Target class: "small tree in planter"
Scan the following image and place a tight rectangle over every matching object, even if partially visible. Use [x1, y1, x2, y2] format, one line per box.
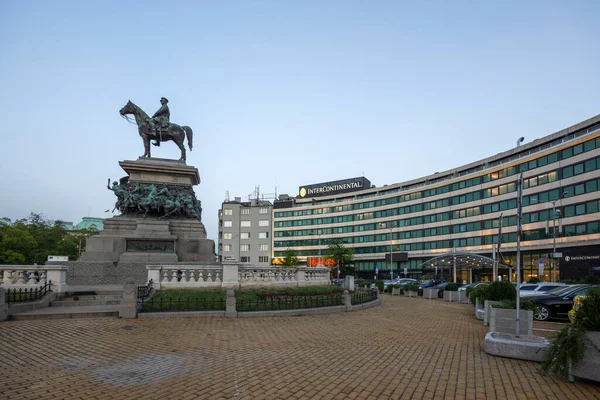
[544, 288, 600, 381]
[443, 282, 461, 301]
[389, 284, 401, 295]
[404, 283, 419, 297]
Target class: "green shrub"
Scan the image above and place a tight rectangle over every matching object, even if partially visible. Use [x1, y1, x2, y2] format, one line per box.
[445, 283, 460, 291]
[374, 280, 384, 292]
[469, 285, 489, 305]
[421, 274, 434, 281]
[582, 275, 600, 284]
[561, 279, 579, 284]
[527, 277, 540, 284]
[404, 283, 419, 292]
[492, 298, 536, 311]
[543, 325, 586, 378]
[487, 280, 516, 301]
[576, 288, 600, 331]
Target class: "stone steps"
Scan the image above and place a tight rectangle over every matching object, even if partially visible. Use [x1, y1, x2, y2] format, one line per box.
[50, 299, 123, 307]
[10, 304, 122, 321]
[10, 289, 126, 321]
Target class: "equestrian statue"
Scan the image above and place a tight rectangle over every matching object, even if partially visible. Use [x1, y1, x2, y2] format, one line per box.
[119, 97, 193, 162]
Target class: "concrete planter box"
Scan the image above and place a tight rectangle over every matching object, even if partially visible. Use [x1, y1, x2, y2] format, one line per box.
[485, 332, 549, 362]
[391, 287, 401, 296]
[489, 307, 533, 336]
[404, 290, 418, 298]
[484, 300, 501, 326]
[422, 288, 440, 299]
[571, 331, 600, 383]
[443, 290, 463, 302]
[475, 298, 484, 320]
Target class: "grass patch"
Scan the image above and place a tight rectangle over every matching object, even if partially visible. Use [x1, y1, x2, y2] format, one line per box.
[140, 289, 226, 312]
[236, 286, 344, 311]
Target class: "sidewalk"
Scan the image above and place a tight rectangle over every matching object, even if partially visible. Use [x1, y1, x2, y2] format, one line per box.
[0, 294, 598, 399]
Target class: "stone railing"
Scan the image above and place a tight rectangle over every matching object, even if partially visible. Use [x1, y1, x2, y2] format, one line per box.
[0, 265, 69, 293]
[147, 264, 331, 290]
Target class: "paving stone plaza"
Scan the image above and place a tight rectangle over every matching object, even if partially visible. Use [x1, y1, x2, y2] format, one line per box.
[1, 296, 599, 399]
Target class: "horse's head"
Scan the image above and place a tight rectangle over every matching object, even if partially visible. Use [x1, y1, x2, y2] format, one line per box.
[119, 100, 135, 116]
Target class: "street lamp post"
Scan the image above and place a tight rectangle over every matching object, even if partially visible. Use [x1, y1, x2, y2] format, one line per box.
[551, 191, 567, 282]
[515, 172, 523, 338]
[389, 222, 396, 280]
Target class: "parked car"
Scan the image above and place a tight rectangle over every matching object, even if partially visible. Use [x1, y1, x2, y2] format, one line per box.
[530, 284, 598, 321]
[432, 282, 449, 298]
[383, 278, 417, 291]
[518, 283, 567, 297]
[457, 282, 490, 292]
[417, 280, 435, 296]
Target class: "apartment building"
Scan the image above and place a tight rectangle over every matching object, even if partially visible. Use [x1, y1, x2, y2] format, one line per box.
[218, 197, 273, 265]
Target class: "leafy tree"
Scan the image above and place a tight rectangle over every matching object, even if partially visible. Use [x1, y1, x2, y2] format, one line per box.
[282, 248, 299, 266]
[0, 213, 98, 264]
[325, 240, 355, 277]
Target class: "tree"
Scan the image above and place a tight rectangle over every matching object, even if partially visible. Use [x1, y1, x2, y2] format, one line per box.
[325, 240, 355, 277]
[282, 248, 299, 266]
[0, 213, 99, 264]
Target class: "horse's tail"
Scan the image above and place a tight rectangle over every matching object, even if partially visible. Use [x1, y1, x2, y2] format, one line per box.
[183, 126, 193, 151]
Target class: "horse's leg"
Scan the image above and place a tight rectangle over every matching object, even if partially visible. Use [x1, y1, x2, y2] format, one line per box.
[175, 129, 186, 161]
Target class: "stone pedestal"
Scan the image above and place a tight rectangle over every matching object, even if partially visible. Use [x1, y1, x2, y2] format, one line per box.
[80, 157, 215, 264]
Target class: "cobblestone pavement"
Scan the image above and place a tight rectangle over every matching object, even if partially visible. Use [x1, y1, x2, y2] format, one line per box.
[1, 295, 599, 400]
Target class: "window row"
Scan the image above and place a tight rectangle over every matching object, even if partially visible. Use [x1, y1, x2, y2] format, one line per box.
[274, 137, 600, 219]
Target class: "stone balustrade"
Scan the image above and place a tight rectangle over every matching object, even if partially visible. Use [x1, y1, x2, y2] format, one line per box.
[0, 265, 69, 293]
[147, 264, 331, 290]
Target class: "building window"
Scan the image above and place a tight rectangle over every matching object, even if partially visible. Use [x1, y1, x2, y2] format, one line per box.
[241, 221, 251, 227]
[259, 220, 269, 227]
[241, 244, 250, 251]
[259, 256, 269, 263]
[224, 221, 232, 227]
[259, 232, 269, 239]
[241, 232, 250, 239]
[241, 208, 251, 215]
[259, 244, 269, 251]
[223, 244, 231, 252]
[241, 256, 250, 263]
[224, 209, 233, 215]
[223, 233, 232, 239]
[259, 207, 269, 214]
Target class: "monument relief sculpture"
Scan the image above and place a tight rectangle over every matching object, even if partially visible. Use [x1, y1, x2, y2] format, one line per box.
[119, 98, 194, 161]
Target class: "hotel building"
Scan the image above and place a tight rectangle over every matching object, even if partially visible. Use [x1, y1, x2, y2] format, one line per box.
[272, 114, 600, 282]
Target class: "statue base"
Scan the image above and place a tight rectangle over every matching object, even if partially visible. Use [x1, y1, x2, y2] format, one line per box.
[81, 157, 214, 263]
[81, 216, 214, 263]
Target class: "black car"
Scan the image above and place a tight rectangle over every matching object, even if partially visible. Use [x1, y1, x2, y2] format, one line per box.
[530, 284, 598, 321]
[432, 282, 449, 298]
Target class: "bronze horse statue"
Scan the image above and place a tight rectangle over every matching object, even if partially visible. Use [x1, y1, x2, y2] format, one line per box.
[119, 100, 193, 161]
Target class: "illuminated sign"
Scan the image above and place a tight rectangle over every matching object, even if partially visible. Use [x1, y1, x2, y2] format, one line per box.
[299, 177, 371, 198]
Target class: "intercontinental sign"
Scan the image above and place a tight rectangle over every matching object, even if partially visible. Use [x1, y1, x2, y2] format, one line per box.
[299, 177, 371, 198]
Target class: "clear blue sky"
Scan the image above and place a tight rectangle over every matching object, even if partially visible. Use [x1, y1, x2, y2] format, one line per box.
[1, 1, 599, 242]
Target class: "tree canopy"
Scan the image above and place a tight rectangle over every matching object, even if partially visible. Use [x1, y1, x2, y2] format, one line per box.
[282, 248, 299, 266]
[325, 240, 355, 277]
[0, 213, 97, 265]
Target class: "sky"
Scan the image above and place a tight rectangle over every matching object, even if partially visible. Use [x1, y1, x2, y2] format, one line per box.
[1, 1, 599, 243]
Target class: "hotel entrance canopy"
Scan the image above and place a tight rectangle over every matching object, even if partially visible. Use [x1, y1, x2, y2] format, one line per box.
[421, 251, 511, 272]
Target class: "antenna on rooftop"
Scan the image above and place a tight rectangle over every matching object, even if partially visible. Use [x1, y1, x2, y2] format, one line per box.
[225, 190, 230, 202]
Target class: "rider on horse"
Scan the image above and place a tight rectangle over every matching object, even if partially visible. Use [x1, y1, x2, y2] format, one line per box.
[148, 97, 170, 146]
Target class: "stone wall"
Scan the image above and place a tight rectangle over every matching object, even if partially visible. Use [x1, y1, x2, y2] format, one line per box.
[65, 261, 149, 285]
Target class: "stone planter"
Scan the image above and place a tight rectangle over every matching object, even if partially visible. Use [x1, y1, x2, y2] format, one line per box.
[443, 290, 463, 302]
[571, 331, 600, 383]
[391, 287, 401, 296]
[404, 290, 418, 298]
[488, 307, 533, 336]
[422, 288, 440, 299]
[475, 298, 484, 320]
[484, 300, 501, 326]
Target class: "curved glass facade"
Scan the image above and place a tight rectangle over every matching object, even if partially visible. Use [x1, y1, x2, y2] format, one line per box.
[272, 115, 600, 281]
